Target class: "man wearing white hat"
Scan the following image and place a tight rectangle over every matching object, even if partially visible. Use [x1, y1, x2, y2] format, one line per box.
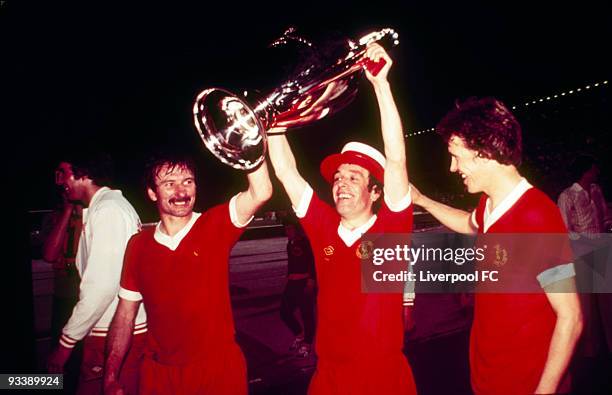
[268, 43, 416, 395]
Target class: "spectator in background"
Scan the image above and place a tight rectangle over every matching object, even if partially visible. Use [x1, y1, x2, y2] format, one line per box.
[42, 165, 83, 339]
[40, 171, 84, 393]
[558, 155, 611, 238]
[280, 216, 316, 358]
[558, 155, 612, 393]
[46, 154, 147, 395]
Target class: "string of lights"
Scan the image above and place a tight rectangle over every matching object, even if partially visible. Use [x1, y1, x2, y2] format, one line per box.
[405, 80, 609, 138]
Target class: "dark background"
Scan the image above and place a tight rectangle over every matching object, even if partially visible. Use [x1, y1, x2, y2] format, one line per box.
[4, 1, 611, 221]
[1, 0, 611, 374]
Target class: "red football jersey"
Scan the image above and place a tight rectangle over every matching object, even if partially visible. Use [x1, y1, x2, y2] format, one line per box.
[471, 185, 573, 394]
[120, 203, 244, 366]
[300, 192, 416, 395]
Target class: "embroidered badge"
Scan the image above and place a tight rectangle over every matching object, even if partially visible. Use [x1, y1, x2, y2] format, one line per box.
[356, 241, 374, 259]
[493, 244, 508, 267]
[323, 246, 335, 256]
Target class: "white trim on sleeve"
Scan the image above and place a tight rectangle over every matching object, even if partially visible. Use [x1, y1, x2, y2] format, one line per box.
[59, 333, 78, 349]
[229, 193, 253, 228]
[293, 185, 314, 219]
[537, 262, 576, 288]
[118, 287, 143, 302]
[384, 185, 412, 213]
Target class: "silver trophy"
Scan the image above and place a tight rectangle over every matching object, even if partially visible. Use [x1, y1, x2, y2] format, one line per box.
[193, 28, 399, 170]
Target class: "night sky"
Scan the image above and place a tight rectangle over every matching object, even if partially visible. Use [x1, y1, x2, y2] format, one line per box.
[5, 1, 611, 222]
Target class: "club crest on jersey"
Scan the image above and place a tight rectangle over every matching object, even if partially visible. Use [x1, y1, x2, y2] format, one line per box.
[356, 241, 374, 259]
[493, 244, 508, 267]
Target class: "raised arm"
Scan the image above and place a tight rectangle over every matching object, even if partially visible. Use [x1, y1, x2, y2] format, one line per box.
[267, 129, 309, 209]
[104, 298, 141, 395]
[364, 43, 409, 204]
[234, 161, 273, 225]
[411, 184, 477, 234]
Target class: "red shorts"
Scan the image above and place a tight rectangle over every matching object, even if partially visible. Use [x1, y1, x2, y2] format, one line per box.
[308, 353, 416, 395]
[77, 332, 147, 395]
[139, 342, 247, 395]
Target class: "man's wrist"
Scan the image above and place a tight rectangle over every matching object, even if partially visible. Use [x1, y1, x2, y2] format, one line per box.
[372, 80, 390, 91]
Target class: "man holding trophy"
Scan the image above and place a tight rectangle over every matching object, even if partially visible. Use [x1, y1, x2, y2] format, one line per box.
[267, 42, 416, 395]
[105, 28, 415, 394]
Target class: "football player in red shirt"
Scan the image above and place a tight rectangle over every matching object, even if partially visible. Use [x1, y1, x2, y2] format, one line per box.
[410, 97, 583, 394]
[267, 43, 417, 395]
[103, 154, 272, 395]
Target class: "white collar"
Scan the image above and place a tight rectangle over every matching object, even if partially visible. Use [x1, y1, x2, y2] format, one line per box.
[483, 178, 532, 233]
[154, 212, 201, 251]
[570, 182, 584, 192]
[570, 182, 598, 194]
[89, 186, 111, 207]
[337, 214, 377, 247]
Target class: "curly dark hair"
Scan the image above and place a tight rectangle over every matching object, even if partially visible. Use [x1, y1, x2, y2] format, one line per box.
[436, 97, 522, 166]
[144, 153, 197, 191]
[62, 152, 114, 187]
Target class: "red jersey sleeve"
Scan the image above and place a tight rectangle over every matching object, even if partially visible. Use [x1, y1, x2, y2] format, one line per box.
[198, 202, 246, 247]
[119, 232, 144, 300]
[520, 193, 575, 287]
[377, 199, 413, 233]
[299, 191, 339, 246]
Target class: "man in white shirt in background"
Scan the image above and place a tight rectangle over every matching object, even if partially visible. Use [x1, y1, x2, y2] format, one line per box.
[47, 153, 147, 395]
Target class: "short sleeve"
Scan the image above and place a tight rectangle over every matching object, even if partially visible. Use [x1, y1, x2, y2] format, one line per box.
[299, 191, 338, 249]
[383, 186, 412, 213]
[199, 201, 246, 247]
[519, 196, 576, 287]
[377, 198, 413, 233]
[119, 234, 143, 301]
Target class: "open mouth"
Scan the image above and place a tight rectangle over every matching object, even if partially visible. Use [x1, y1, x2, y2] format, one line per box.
[336, 192, 353, 201]
[169, 197, 191, 206]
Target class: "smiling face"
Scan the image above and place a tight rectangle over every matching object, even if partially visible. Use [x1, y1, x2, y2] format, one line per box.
[147, 163, 196, 219]
[55, 161, 87, 202]
[447, 135, 493, 194]
[332, 163, 380, 220]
